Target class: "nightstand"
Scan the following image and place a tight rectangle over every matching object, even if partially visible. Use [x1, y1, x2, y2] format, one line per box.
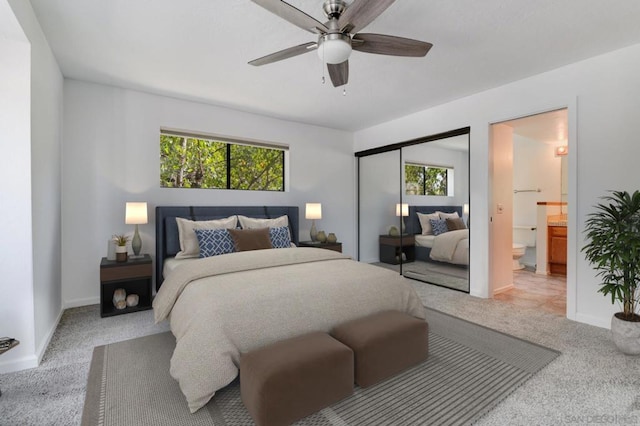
[100, 254, 152, 317]
[379, 235, 415, 264]
[298, 241, 343, 253]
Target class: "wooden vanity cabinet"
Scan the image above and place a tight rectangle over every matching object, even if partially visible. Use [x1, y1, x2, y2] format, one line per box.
[548, 226, 567, 276]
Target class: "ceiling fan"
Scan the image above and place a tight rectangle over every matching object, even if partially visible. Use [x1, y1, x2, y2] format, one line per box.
[248, 0, 433, 87]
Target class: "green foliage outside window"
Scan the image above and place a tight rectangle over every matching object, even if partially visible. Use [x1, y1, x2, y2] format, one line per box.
[160, 133, 284, 191]
[405, 164, 449, 196]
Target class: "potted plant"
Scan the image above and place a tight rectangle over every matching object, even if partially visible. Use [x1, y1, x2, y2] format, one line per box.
[112, 234, 129, 263]
[583, 190, 640, 354]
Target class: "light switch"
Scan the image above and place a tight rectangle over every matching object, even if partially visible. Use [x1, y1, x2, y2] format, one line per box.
[497, 203, 504, 214]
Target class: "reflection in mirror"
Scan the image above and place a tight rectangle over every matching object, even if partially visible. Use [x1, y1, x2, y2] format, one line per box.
[358, 150, 402, 265]
[356, 129, 470, 293]
[400, 134, 470, 292]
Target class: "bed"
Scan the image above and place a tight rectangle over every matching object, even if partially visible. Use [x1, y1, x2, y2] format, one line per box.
[153, 205, 427, 413]
[406, 205, 469, 266]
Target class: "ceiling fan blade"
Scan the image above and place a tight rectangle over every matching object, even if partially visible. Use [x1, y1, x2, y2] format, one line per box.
[338, 0, 396, 34]
[352, 33, 433, 57]
[327, 61, 349, 87]
[251, 0, 328, 34]
[249, 42, 318, 66]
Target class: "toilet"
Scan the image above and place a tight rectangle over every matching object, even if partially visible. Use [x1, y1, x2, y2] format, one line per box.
[512, 243, 526, 270]
[512, 226, 537, 270]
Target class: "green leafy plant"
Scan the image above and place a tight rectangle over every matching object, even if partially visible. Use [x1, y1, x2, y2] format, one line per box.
[582, 190, 640, 321]
[112, 234, 129, 247]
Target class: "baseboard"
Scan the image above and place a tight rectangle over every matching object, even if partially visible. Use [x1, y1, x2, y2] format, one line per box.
[493, 283, 515, 295]
[575, 312, 610, 330]
[36, 307, 64, 364]
[0, 354, 38, 374]
[64, 296, 99, 309]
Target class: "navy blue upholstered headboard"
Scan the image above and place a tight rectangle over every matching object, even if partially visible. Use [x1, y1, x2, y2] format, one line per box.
[406, 205, 463, 235]
[155, 206, 299, 290]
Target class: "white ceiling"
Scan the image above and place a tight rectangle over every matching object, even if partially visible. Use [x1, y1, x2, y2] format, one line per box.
[28, 0, 640, 131]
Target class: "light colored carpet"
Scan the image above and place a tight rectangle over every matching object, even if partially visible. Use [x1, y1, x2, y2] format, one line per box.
[2, 280, 640, 425]
[81, 308, 559, 426]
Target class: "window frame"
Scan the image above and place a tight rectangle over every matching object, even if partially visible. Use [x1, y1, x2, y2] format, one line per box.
[404, 162, 454, 197]
[160, 128, 288, 192]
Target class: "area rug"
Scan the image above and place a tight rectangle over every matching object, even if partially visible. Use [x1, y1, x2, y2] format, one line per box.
[81, 308, 560, 426]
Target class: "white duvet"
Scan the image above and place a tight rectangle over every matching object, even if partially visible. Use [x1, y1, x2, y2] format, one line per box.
[429, 229, 469, 265]
[153, 247, 426, 413]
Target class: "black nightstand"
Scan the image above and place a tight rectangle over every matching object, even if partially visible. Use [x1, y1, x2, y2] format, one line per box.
[379, 235, 415, 264]
[299, 241, 343, 253]
[100, 254, 152, 317]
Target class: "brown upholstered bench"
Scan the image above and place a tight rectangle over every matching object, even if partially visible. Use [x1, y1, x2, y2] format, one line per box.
[240, 332, 354, 426]
[331, 310, 428, 388]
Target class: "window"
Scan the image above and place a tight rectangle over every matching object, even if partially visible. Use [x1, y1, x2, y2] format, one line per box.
[160, 130, 286, 191]
[405, 163, 454, 196]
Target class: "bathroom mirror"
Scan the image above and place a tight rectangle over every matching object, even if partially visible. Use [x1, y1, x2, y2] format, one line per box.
[356, 128, 470, 293]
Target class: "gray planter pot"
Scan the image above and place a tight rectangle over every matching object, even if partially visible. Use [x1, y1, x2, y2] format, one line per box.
[611, 314, 640, 355]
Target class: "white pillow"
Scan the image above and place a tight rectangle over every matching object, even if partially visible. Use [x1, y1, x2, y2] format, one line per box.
[237, 214, 288, 230]
[437, 211, 460, 220]
[175, 216, 238, 259]
[417, 212, 440, 235]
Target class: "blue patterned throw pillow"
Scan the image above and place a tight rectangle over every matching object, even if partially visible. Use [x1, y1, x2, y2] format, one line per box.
[429, 218, 449, 236]
[195, 228, 235, 258]
[269, 226, 291, 248]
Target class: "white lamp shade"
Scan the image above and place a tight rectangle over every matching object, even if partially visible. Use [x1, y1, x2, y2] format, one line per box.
[395, 203, 409, 217]
[463, 203, 470, 215]
[317, 38, 352, 64]
[305, 203, 322, 220]
[125, 202, 148, 225]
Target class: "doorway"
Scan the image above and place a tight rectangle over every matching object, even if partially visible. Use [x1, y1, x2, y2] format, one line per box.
[489, 109, 568, 315]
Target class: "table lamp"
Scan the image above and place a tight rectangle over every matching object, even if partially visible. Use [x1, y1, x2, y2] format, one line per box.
[396, 203, 409, 234]
[305, 203, 322, 241]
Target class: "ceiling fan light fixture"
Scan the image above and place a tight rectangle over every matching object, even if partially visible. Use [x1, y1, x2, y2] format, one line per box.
[317, 33, 352, 64]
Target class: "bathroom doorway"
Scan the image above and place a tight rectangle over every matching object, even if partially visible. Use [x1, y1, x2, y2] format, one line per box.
[489, 109, 568, 316]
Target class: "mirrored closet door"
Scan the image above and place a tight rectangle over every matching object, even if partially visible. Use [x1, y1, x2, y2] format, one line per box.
[357, 128, 470, 293]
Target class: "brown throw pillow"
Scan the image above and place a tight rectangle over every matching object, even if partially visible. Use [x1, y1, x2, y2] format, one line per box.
[227, 228, 273, 251]
[446, 217, 466, 230]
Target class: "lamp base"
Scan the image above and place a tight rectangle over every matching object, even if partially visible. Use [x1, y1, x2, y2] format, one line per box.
[132, 224, 142, 256]
[310, 220, 317, 242]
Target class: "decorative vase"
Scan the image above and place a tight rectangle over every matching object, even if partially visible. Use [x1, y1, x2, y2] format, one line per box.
[327, 233, 337, 243]
[115, 245, 128, 263]
[388, 226, 399, 236]
[126, 294, 139, 308]
[113, 288, 127, 309]
[317, 231, 327, 243]
[611, 314, 640, 355]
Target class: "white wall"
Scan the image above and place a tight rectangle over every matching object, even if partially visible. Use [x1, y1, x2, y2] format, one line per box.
[489, 124, 514, 294]
[8, 0, 64, 364]
[62, 80, 354, 307]
[0, 2, 35, 373]
[512, 135, 561, 227]
[354, 42, 640, 328]
[0, 0, 63, 374]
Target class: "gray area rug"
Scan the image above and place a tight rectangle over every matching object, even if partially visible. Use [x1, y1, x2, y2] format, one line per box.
[81, 308, 559, 426]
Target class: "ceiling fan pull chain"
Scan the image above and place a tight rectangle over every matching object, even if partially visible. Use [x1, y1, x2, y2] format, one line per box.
[321, 43, 325, 83]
